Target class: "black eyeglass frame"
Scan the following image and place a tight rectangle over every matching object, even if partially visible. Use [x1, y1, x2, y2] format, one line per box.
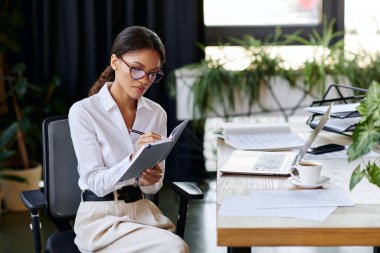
[119, 57, 164, 83]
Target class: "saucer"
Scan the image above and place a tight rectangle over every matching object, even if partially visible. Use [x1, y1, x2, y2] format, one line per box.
[288, 175, 332, 189]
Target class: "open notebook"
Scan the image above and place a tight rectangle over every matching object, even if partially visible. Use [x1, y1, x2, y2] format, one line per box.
[117, 120, 189, 182]
[220, 104, 332, 176]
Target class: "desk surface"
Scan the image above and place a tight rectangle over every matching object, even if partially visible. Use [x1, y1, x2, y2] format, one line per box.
[217, 119, 380, 247]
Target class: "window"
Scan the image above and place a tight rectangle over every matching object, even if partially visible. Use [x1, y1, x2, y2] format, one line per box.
[344, 0, 380, 54]
[204, 0, 344, 45]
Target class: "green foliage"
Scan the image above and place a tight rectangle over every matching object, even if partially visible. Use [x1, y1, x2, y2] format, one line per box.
[348, 81, 380, 190]
[285, 16, 344, 95]
[169, 17, 380, 118]
[0, 122, 25, 182]
[0, 63, 66, 173]
[337, 51, 380, 90]
[349, 164, 365, 191]
[189, 30, 293, 119]
[0, 1, 65, 184]
[0, 123, 16, 166]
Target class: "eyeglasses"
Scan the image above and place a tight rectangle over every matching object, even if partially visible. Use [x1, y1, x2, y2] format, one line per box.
[119, 57, 164, 83]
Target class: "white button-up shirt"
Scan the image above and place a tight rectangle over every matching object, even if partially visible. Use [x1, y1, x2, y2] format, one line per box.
[68, 82, 166, 197]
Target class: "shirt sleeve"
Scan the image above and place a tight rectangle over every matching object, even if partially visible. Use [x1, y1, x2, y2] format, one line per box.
[139, 111, 167, 195]
[68, 103, 134, 197]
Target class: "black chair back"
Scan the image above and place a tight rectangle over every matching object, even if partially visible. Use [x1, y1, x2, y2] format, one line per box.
[43, 116, 81, 230]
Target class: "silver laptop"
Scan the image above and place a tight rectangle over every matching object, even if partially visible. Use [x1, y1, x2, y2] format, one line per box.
[220, 103, 332, 176]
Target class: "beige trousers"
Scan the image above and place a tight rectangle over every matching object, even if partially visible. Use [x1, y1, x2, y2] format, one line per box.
[74, 196, 189, 253]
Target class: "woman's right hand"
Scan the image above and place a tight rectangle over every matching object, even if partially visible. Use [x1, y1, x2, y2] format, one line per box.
[137, 131, 163, 149]
[130, 131, 163, 160]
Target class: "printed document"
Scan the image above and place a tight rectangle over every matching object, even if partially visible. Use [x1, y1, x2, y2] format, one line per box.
[219, 188, 353, 221]
[305, 103, 360, 118]
[310, 117, 360, 133]
[219, 195, 337, 221]
[222, 123, 305, 150]
[248, 188, 354, 209]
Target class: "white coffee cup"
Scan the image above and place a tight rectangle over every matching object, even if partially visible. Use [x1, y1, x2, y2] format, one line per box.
[290, 160, 322, 185]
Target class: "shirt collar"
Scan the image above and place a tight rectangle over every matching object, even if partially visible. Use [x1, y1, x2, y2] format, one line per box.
[137, 96, 153, 111]
[99, 82, 116, 111]
[99, 82, 153, 112]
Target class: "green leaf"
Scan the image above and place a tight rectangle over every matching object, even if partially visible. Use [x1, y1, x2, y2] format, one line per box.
[11, 62, 26, 75]
[347, 120, 380, 161]
[366, 162, 380, 188]
[18, 118, 31, 132]
[366, 81, 380, 119]
[0, 174, 27, 183]
[356, 99, 368, 120]
[15, 77, 28, 96]
[348, 81, 380, 162]
[0, 149, 15, 162]
[350, 164, 365, 191]
[0, 122, 18, 147]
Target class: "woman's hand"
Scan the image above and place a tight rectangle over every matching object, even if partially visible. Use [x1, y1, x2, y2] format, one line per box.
[132, 131, 163, 186]
[139, 164, 162, 186]
[137, 131, 163, 148]
[130, 131, 163, 160]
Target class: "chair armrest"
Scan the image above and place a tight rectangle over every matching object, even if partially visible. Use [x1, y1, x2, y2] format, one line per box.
[171, 182, 203, 239]
[20, 189, 47, 212]
[171, 182, 203, 200]
[20, 190, 47, 253]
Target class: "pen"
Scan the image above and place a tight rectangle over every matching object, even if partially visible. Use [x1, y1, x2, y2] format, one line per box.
[129, 129, 145, 135]
[129, 129, 166, 140]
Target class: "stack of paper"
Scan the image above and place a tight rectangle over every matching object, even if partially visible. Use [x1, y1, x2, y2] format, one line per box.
[220, 123, 305, 150]
[305, 103, 360, 118]
[310, 117, 361, 133]
[219, 188, 354, 221]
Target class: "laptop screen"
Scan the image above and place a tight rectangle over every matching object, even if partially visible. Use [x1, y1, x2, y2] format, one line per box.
[295, 103, 333, 164]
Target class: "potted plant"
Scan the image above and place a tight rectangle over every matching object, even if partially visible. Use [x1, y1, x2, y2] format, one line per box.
[0, 63, 65, 211]
[348, 80, 380, 191]
[0, 121, 24, 214]
[170, 17, 353, 120]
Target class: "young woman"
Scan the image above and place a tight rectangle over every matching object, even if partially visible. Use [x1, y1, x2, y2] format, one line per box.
[68, 26, 189, 253]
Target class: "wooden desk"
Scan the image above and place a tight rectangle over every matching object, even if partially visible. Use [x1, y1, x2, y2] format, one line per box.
[216, 120, 380, 253]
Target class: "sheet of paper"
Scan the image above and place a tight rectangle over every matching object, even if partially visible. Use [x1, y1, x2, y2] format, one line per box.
[310, 117, 360, 132]
[223, 123, 291, 135]
[249, 188, 354, 209]
[219, 195, 337, 221]
[225, 132, 305, 150]
[221, 123, 305, 150]
[305, 103, 360, 115]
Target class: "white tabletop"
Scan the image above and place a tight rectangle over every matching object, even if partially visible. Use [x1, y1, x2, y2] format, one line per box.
[217, 119, 380, 247]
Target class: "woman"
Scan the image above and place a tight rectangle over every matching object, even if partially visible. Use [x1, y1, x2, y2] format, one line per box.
[68, 26, 189, 253]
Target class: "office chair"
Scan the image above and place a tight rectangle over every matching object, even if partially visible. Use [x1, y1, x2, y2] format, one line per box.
[20, 116, 203, 253]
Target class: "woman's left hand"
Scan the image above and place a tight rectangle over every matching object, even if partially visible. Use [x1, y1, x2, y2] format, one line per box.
[139, 164, 162, 186]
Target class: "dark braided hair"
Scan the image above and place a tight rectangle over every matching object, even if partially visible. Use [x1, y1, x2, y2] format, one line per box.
[88, 26, 165, 96]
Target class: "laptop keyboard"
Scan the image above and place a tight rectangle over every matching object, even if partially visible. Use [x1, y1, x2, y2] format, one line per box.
[254, 153, 287, 171]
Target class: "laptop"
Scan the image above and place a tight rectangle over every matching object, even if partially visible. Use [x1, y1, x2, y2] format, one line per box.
[220, 103, 332, 176]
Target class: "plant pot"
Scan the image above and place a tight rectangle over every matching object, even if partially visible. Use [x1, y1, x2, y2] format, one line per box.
[0, 164, 42, 212]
